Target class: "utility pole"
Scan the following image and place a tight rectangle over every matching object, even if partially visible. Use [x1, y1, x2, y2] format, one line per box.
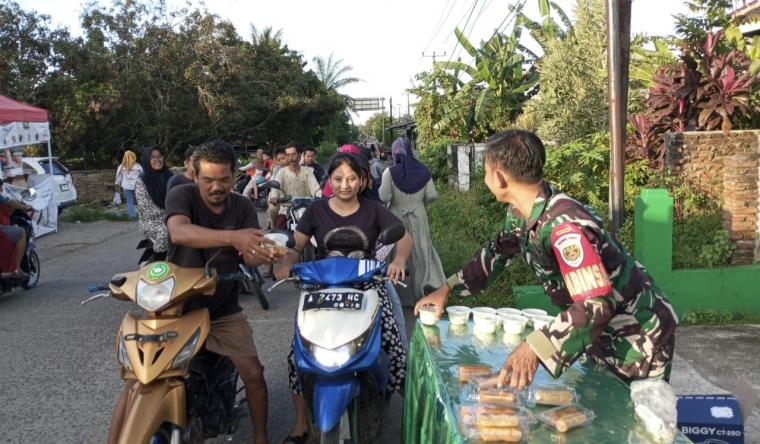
[403, 92, 411, 118]
[606, 0, 631, 235]
[381, 98, 386, 147]
[389, 96, 393, 125]
[422, 51, 446, 66]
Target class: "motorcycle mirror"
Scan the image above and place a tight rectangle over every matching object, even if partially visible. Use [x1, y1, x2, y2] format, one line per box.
[378, 224, 405, 246]
[268, 180, 281, 190]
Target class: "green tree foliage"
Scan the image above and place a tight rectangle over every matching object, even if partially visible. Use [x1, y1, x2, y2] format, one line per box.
[312, 53, 361, 91]
[360, 112, 394, 147]
[515, 0, 608, 145]
[0, 1, 350, 167]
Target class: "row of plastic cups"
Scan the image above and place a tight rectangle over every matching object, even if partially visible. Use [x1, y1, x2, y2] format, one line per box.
[444, 306, 555, 334]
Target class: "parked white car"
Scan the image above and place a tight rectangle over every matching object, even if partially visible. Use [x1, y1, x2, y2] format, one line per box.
[21, 157, 78, 210]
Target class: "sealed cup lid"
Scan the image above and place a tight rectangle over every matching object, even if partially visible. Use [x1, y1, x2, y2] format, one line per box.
[264, 232, 288, 246]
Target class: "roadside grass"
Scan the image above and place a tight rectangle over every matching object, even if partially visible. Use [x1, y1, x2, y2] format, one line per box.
[59, 203, 133, 223]
[680, 310, 760, 326]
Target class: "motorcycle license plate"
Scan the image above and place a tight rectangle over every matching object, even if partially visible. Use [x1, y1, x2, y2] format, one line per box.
[302, 291, 363, 311]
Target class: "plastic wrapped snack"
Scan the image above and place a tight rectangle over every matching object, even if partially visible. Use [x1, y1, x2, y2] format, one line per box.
[525, 385, 578, 406]
[462, 382, 521, 406]
[458, 364, 493, 384]
[538, 404, 595, 433]
[460, 405, 532, 442]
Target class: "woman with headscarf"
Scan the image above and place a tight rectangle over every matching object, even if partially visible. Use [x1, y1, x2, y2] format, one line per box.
[134, 146, 173, 257]
[379, 138, 446, 307]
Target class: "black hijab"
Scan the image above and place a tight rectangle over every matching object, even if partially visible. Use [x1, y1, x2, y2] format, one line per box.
[139, 146, 173, 209]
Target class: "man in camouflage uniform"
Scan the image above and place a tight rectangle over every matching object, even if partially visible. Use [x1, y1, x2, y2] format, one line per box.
[415, 130, 678, 389]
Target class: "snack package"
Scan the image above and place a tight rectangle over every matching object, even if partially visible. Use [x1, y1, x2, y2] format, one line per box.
[537, 404, 595, 433]
[459, 405, 532, 443]
[458, 365, 493, 384]
[525, 385, 578, 406]
[462, 380, 521, 406]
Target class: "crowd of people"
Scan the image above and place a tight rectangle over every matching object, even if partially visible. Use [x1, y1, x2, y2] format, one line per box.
[105, 130, 676, 444]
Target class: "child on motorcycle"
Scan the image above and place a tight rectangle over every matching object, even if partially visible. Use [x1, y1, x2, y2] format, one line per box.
[275, 152, 413, 444]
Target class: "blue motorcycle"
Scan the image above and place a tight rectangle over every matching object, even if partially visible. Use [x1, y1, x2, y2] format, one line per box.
[271, 225, 405, 443]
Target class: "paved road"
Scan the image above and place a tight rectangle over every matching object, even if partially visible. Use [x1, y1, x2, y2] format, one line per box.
[2, 219, 758, 443]
[0, 219, 405, 443]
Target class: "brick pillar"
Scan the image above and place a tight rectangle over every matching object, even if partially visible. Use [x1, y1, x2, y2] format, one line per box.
[663, 131, 683, 175]
[722, 153, 759, 265]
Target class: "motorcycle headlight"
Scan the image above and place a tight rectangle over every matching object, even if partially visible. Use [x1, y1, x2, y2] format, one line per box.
[172, 329, 201, 370]
[310, 342, 356, 369]
[136, 278, 175, 312]
[118, 336, 132, 372]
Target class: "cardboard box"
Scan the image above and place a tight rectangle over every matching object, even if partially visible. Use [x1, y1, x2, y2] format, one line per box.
[677, 395, 743, 443]
[677, 379, 757, 444]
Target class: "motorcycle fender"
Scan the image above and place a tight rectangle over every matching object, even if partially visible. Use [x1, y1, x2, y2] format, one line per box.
[117, 378, 186, 444]
[312, 377, 359, 433]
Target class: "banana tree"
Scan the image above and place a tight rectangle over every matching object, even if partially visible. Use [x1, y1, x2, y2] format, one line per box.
[435, 25, 538, 139]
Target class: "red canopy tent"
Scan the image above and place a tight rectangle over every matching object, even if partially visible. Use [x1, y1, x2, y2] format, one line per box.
[0, 94, 52, 179]
[0, 95, 48, 123]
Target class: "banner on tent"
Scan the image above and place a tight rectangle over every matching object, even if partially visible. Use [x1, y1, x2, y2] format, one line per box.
[0, 121, 50, 150]
[2, 175, 58, 236]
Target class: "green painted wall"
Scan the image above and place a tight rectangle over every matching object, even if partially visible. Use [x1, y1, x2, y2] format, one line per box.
[514, 188, 760, 315]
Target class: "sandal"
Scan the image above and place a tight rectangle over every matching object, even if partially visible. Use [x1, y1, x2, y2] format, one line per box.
[282, 431, 309, 444]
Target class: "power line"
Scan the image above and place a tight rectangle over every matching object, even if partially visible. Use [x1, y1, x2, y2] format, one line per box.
[424, 0, 459, 53]
[445, 0, 480, 67]
[450, 0, 495, 62]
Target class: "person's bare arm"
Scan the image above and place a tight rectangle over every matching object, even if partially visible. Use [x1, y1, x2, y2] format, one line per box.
[274, 231, 310, 280]
[166, 214, 275, 265]
[387, 232, 413, 282]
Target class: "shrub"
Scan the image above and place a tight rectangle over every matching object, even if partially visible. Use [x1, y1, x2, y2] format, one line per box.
[417, 138, 455, 183]
[60, 203, 132, 223]
[427, 174, 538, 308]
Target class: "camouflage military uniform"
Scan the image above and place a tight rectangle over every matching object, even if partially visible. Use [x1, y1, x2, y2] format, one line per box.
[447, 181, 678, 383]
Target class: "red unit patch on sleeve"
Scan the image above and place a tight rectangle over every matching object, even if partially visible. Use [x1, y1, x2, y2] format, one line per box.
[550, 222, 612, 302]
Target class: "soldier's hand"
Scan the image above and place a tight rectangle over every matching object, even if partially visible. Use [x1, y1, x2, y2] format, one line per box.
[498, 342, 539, 390]
[414, 284, 450, 318]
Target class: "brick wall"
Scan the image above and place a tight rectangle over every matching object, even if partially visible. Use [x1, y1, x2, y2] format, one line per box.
[70, 169, 116, 203]
[666, 130, 760, 264]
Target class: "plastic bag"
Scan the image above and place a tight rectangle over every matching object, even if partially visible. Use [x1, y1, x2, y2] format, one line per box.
[629, 379, 677, 443]
[113, 191, 122, 205]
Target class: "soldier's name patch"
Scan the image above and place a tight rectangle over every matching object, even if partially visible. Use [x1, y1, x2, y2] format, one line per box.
[550, 222, 612, 301]
[563, 264, 611, 298]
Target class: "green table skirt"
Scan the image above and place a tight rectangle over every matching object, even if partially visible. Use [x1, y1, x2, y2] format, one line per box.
[402, 320, 690, 443]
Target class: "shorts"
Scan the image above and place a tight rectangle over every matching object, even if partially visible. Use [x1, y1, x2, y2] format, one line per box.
[205, 312, 258, 358]
[0, 225, 23, 243]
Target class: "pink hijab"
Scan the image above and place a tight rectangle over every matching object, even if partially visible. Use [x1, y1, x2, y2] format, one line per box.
[322, 144, 361, 197]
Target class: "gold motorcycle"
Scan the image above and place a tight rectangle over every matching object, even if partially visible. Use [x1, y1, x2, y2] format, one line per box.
[84, 255, 247, 444]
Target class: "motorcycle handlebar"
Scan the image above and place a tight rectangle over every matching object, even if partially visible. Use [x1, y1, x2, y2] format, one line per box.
[88, 283, 110, 293]
[217, 272, 246, 282]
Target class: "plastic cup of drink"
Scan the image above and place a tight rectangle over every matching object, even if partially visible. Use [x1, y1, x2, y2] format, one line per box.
[500, 314, 529, 335]
[473, 313, 498, 334]
[521, 308, 548, 326]
[446, 306, 471, 325]
[472, 307, 497, 325]
[419, 304, 439, 326]
[263, 233, 289, 256]
[532, 314, 556, 330]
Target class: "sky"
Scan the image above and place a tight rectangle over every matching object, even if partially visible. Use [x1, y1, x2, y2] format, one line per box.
[19, 0, 691, 123]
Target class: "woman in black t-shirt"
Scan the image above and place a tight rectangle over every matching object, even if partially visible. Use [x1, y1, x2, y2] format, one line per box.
[276, 152, 412, 443]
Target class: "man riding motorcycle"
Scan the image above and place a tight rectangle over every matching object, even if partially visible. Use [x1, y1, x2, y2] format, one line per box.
[0, 178, 32, 279]
[269, 144, 320, 230]
[108, 140, 284, 444]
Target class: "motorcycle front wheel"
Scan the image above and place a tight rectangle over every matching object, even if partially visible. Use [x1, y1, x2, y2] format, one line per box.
[21, 250, 40, 289]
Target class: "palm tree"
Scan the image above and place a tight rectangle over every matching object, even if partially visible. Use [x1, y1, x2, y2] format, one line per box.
[312, 54, 361, 91]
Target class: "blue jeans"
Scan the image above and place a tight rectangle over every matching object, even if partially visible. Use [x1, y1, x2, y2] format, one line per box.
[386, 281, 408, 349]
[124, 189, 136, 218]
